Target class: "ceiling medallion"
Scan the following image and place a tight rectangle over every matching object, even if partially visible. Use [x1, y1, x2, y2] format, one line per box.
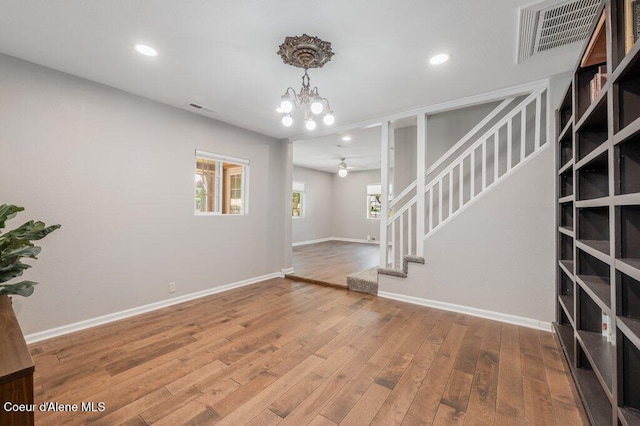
[277, 34, 335, 130]
[277, 34, 334, 69]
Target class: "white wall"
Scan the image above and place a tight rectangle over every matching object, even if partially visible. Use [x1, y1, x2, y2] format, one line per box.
[379, 75, 572, 325]
[0, 53, 287, 335]
[292, 166, 333, 243]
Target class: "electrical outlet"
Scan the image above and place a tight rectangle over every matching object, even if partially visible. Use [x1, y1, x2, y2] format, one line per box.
[168, 282, 176, 293]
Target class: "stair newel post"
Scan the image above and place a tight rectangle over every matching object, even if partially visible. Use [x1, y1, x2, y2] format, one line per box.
[380, 120, 390, 268]
[417, 112, 426, 257]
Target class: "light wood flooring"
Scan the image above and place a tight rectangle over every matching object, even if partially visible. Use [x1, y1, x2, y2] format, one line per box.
[28, 278, 587, 425]
[290, 241, 380, 287]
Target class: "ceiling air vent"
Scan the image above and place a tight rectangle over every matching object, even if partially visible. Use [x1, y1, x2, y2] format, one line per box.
[517, 0, 601, 63]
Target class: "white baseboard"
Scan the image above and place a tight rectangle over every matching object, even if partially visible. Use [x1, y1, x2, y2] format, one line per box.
[292, 237, 379, 247]
[292, 237, 332, 247]
[377, 291, 551, 331]
[281, 267, 295, 275]
[330, 237, 380, 245]
[25, 272, 282, 344]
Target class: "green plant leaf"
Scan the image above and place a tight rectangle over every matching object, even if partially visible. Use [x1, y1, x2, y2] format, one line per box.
[0, 281, 37, 297]
[0, 204, 24, 230]
[0, 262, 30, 283]
[1, 244, 41, 261]
[0, 204, 60, 296]
[2, 221, 61, 241]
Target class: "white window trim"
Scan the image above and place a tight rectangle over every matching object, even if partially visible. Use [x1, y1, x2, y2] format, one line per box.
[195, 150, 250, 216]
[292, 181, 306, 219]
[367, 183, 382, 220]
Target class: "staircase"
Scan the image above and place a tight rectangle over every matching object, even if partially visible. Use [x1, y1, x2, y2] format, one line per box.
[348, 85, 549, 294]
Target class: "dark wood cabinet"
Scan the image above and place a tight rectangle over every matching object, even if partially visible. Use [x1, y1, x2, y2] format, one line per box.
[0, 295, 35, 426]
[555, 1, 640, 424]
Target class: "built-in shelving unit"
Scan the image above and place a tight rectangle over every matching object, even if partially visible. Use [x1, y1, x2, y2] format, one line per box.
[555, 2, 640, 424]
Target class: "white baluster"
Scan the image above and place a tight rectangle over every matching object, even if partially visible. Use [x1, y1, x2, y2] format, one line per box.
[507, 119, 512, 171]
[482, 140, 487, 191]
[494, 131, 499, 182]
[535, 93, 541, 150]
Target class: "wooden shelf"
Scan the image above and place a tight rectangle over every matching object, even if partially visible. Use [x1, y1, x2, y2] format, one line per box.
[575, 140, 609, 170]
[559, 294, 575, 322]
[576, 79, 608, 127]
[556, 2, 640, 422]
[560, 201, 574, 230]
[618, 258, 640, 282]
[559, 195, 576, 204]
[618, 316, 640, 350]
[614, 115, 640, 145]
[559, 160, 574, 175]
[559, 227, 575, 238]
[618, 406, 640, 426]
[577, 240, 611, 264]
[578, 239, 611, 256]
[581, 9, 607, 68]
[560, 167, 575, 198]
[617, 137, 640, 195]
[577, 275, 612, 313]
[619, 205, 640, 260]
[576, 196, 610, 208]
[615, 193, 640, 205]
[554, 322, 575, 355]
[577, 330, 614, 394]
[619, 270, 640, 319]
[620, 333, 640, 414]
[561, 233, 575, 262]
[577, 150, 609, 201]
[574, 363, 612, 426]
[559, 120, 573, 144]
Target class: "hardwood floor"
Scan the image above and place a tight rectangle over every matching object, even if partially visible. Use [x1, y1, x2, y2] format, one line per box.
[290, 241, 380, 287]
[28, 278, 587, 425]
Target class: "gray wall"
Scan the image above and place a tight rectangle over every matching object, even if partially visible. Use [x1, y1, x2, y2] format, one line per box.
[331, 169, 381, 241]
[291, 167, 381, 244]
[292, 166, 333, 243]
[426, 101, 501, 167]
[379, 74, 572, 324]
[0, 53, 287, 335]
[380, 146, 556, 322]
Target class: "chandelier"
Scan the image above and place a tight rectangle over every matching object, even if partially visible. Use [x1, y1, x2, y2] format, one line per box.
[277, 34, 335, 130]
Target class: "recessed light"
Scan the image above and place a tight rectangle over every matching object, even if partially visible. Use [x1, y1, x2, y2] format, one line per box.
[134, 44, 158, 57]
[429, 53, 450, 65]
[342, 136, 352, 141]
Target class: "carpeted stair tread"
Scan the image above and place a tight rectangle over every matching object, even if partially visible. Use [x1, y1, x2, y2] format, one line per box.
[347, 267, 379, 295]
[378, 255, 425, 277]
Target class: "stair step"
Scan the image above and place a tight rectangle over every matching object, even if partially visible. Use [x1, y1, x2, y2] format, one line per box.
[379, 255, 426, 278]
[347, 267, 379, 295]
[377, 268, 407, 278]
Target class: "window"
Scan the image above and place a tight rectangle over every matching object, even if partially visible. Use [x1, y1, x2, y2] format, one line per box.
[367, 184, 382, 219]
[195, 150, 249, 215]
[292, 181, 305, 218]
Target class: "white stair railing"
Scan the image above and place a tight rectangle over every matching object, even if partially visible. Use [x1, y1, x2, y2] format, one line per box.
[383, 87, 547, 270]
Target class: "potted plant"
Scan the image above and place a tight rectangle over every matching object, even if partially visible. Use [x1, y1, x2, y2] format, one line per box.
[0, 204, 60, 297]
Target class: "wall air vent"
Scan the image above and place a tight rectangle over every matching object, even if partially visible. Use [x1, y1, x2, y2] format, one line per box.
[187, 102, 215, 113]
[517, 0, 601, 63]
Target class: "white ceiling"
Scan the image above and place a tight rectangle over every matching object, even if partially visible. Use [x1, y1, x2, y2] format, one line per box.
[0, 0, 585, 143]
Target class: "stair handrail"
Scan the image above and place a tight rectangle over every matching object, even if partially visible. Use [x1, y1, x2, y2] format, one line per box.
[425, 96, 516, 176]
[424, 87, 544, 192]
